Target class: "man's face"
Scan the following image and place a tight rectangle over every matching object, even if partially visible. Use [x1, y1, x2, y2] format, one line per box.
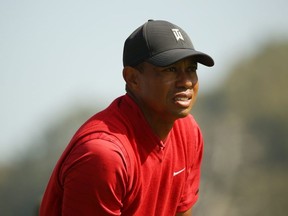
[135, 57, 199, 122]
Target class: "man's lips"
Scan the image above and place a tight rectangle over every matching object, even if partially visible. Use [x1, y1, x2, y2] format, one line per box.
[173, 92, 192, 107]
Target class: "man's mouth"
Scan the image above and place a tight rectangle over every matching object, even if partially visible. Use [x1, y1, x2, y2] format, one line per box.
[174, 97, 191, 101]
[173, 92, 192, 107]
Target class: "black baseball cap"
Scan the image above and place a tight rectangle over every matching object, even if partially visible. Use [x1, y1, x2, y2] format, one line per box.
[123, 19, 214, 67]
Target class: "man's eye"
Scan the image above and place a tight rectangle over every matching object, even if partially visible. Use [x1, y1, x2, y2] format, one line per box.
[165, 67, 177, 72]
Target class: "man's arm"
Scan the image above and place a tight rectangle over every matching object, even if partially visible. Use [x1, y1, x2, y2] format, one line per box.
[176, 208, 192, 216]
[61, 139, 127, 215]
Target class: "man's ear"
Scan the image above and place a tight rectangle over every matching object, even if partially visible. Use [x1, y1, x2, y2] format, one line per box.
[122, 66, 140, 91]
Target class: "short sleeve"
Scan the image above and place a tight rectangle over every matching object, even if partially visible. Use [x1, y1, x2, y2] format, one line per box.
[60, 138, 128, 216]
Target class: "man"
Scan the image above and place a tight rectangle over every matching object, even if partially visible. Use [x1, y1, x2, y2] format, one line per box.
[40, 19, 214, 216]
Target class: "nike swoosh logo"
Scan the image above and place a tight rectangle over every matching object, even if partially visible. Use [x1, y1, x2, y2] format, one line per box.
[173, 168, 186, 176]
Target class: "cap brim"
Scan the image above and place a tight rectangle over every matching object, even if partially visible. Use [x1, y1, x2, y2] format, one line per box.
[147, 49, 214, 67]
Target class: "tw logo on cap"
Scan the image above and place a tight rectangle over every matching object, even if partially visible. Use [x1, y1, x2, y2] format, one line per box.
[171, 29, 184, 41]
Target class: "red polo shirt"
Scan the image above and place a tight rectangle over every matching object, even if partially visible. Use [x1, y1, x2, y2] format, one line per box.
[40, 94, 203, 216]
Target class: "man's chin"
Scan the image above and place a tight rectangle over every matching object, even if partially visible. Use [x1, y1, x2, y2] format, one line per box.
[173, 109, 192, 119]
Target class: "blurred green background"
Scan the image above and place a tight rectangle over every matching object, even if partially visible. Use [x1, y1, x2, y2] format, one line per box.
[1, 1, 288, 215]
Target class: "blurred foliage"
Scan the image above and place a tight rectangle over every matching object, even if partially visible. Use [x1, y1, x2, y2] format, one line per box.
[0, 40, 288, 216]
[0, 107, 97, 216]
[193, 40, 288, 216]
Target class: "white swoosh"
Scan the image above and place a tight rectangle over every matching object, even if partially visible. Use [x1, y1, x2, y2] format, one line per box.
[173, 168, 186, 176]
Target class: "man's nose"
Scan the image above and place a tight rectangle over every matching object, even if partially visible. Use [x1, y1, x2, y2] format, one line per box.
[176, 71, 197, 88]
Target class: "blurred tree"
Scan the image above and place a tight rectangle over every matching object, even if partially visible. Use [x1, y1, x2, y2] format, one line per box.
[193, 40, 288, 216]
[0, 105, 98, 216]
[225, 42, 288, 165]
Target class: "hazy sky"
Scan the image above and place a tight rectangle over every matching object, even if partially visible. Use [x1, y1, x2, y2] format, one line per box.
[1, 0, 288, 163]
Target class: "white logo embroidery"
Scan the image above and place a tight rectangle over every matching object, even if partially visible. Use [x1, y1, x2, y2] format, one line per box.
[171, 29, 184, 41]
[173, 168, 186, 176]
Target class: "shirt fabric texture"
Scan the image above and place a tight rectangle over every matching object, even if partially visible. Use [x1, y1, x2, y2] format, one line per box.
[40, 94, 203, 216]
